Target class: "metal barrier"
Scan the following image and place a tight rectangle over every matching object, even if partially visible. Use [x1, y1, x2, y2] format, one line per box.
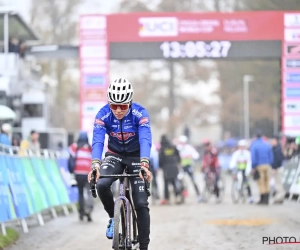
[284, 156, 300, 201]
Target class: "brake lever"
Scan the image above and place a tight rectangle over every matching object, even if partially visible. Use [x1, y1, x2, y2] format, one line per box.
[141, 169, 151, 197]
[90, 168, 98, 198]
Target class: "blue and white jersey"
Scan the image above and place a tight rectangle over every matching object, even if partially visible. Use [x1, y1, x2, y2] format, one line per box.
[92, 102, 152, 160]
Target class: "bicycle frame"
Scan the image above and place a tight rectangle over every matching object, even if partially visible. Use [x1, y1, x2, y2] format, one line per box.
[233, 170, 246, 190]
[91, 169, 150, 249]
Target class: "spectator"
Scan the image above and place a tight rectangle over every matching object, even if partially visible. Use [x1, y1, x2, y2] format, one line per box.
[19, 39, 26, 58]
[0, 123, 12, 146]
[19, 139, 29, 156]
[250, 130, 273, 205]
[12, 134, 21, 147]
[8, 37, 20, 53]
[29, 130, 41, 150]
[69, 131, 93, 221]
[283, 139, 298, 160]
[159, 135, 181, 205]
[12, 134, 21, 155]
[271, 136, 285, 204]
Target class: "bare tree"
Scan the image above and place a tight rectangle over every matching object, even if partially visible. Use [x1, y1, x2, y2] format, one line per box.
[30, 0, 82, 131]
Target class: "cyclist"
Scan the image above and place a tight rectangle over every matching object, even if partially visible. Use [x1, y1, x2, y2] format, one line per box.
[177, 135, 201, 201]
[87, 78, 152, 250]
[201, 139, 221, 203]
[229, 140, 253, 203]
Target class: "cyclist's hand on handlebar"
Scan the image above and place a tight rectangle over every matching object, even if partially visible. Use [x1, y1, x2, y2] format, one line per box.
[88, 159, 101, 183]
[139, 166, 152, 182]
[139, 159, 152, 182]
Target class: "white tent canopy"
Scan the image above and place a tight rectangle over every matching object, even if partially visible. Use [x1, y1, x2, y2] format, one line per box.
[0, 105, 16, 120]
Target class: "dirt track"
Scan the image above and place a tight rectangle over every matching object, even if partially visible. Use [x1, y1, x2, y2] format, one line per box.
[6, 172, 300, 250]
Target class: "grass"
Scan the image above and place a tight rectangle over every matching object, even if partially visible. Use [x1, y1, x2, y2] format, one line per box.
[0, 228, 19, 250]
[53, 203, 79, 215]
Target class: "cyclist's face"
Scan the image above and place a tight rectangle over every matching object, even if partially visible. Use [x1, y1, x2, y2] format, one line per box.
[110, 104, 129, 120]
[204, 143, 211, 150]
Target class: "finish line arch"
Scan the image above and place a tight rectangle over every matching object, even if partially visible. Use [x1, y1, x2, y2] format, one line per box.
[79, 11, 300, 137]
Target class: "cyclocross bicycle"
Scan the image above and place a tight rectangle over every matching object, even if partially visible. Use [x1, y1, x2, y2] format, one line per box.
[90, 168, 150, 250]
[231, 170, 248, 204]
[202, 170, 225, 202]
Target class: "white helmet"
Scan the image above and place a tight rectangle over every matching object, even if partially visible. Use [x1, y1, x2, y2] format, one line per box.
[178, 135, 188, 143]
[238, 139, 247, 147]
[1, 123, 11, 133]
[107, 78, 134, 104]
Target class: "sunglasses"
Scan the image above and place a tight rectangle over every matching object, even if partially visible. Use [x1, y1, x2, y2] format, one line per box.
[109, 103, 130, 111]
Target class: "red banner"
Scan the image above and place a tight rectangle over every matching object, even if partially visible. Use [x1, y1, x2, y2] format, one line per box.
[106, 12, 283, 42]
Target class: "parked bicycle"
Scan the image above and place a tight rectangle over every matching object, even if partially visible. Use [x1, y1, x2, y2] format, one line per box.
[90, 167, 150, 250]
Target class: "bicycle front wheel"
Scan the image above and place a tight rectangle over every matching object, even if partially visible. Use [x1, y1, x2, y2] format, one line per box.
[231, 180, 240, 204]
[113, 200, 127, 250]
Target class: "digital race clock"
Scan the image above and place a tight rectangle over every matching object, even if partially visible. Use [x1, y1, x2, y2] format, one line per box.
[159, 41, 232, 59]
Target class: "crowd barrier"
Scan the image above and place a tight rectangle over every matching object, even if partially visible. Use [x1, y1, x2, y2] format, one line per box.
[219, 153, 300, 201]
[0, 145, 78, 236]
[282, 156, 300, 201]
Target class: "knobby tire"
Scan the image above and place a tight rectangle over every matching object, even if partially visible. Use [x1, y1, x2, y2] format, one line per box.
[113, 200, 126, 250]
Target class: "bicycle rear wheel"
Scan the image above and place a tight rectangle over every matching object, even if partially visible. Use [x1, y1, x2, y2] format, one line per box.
[203, 179, 213, 202]
[240, 183, 248, 203]
[113, 200, 127, 250]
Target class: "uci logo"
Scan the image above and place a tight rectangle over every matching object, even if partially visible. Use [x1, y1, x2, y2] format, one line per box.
[138, 17, 178, 37]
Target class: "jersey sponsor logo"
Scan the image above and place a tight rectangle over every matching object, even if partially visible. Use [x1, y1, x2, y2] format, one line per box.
[139, 117, 149, 124]
[95, 119, 105, 125]
[110, 132, 135, 140]
[106, 155, 122, 162]
[132, 162, 141, 166]
[101, 112, 111, 120]
[132, 109, 143, 118]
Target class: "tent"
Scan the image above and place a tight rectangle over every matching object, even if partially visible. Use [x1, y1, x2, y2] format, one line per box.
[0, 105, 16, 120]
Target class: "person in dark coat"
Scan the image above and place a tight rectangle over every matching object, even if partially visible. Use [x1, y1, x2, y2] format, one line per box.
[271, 136, 285, 204]
[159, 135, 181, 205]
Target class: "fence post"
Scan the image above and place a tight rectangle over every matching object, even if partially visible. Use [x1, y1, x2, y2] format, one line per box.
[20, 218, 29, 233]
[1, 223, 6, 236]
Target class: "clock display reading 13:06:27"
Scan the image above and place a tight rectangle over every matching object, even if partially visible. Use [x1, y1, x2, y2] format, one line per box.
[159, 41, 232, 59]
